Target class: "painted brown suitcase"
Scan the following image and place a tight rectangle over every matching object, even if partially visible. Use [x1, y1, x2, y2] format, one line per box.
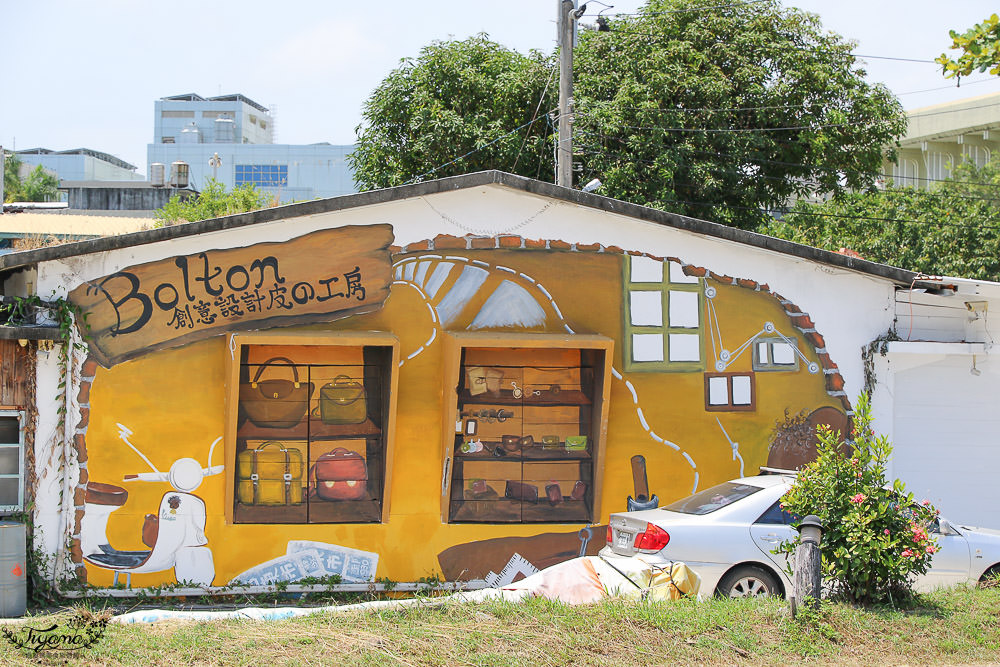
[236, 442, 305, 505]
[312, 447, 368, 501]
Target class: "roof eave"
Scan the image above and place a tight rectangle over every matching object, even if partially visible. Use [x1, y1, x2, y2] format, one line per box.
[0, 170, 921, 286]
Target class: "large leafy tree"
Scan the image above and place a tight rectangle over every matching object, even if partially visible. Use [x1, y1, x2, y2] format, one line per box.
[936, 13, 1000, 78]
[574, 0, 906, 229]
[351, 1, 906, 230]
[760, 162, 1000, 281]
[350, 35, 556, 186]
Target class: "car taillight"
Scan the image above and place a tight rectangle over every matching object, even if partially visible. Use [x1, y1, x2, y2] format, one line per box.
[607, 524, 613, 545]
[633, 522, 670, 551]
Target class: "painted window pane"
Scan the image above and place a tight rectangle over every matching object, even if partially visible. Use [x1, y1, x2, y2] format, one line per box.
[708, 376, 729, 405]
[756, 342, 769, 364]
[732, 375, 752, 405]
[668, 334, 700, 362]
[629, 291, 663, 326]
[668, 291, 699, 328]
[630, 255, 663, 283]
[669, 261, 699, 284]
[772, 342, 796, 365]
[632, 334, 665, 362]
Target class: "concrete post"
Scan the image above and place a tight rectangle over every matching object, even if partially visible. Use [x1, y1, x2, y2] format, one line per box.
[791, 514, 823, 617]
[557, 0, 576, 188]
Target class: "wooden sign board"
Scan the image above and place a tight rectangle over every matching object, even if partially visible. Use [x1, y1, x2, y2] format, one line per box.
[69, 225, 395, 367]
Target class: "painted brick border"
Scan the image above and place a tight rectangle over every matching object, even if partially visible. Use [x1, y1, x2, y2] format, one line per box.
[395, 234, 851, 413]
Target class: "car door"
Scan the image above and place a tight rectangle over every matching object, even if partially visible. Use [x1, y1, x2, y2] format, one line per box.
[749, 499, 797, 577]
[918, 518, 971, 590]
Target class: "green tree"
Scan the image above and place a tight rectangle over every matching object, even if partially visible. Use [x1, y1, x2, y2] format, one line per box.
[350, 35, 556, 187]
[778, 394, 938, 605]
[936, 13, 1000, 78]
[350, 0, 907, 230]
[760, 161, 1000, 281]
[155, 179, 276, 226]
[574, 0, 906, 229]
[22, 165, 59, 202]
[3, 152, 24, 202]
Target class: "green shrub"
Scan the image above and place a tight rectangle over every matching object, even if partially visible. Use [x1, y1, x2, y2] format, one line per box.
[777, 393, 939, 604]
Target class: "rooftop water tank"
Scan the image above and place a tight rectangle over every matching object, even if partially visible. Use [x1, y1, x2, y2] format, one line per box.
[150, 163, 166, 187]
[178, 121, 202, 144]
[214, 114, 235, 143]
[170, 161, 190, 189]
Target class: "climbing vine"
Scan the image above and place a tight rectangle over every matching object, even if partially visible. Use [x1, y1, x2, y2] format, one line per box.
[0, 295, 90, 596]
[862, 328, 901, 396]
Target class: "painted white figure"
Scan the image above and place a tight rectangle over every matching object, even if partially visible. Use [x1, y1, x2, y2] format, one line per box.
[81, 425, 224, 587]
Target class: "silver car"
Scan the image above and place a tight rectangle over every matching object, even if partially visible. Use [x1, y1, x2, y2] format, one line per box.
[601, 471, 1000, 598]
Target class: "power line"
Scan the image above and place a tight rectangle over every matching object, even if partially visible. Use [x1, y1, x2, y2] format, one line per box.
[597, 0, 770, 17]
[598, 27, 938, 66]
[576, 113, 852, 133]
[403, 114, 552, 185]
[576, 139, 1000, 205]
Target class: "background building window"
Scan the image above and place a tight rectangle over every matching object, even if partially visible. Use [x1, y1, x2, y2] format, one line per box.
[0, 411, 24, 513]
[235, 164, 288, 188]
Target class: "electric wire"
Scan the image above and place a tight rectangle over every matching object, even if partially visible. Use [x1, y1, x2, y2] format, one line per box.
[572, 141, 1000, 229]
[403, 113, 553, 185]
[575, 137, 1000, 205]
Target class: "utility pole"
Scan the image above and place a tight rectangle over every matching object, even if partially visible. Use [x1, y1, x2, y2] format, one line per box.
[557, 0, 577, 188]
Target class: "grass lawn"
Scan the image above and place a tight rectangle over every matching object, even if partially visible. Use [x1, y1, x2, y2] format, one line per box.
[2, 584, 998, 665]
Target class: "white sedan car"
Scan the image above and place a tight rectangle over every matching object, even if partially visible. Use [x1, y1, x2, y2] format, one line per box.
[601, 471, 1000, 598]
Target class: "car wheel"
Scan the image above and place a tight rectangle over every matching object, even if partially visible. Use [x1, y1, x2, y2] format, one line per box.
[716, 566, 781, 598]
[979, 564, 1000, 587]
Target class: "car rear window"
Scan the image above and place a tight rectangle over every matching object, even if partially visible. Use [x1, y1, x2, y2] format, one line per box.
[664, 482, 763, 515]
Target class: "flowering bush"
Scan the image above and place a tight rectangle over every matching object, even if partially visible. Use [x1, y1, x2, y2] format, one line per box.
[777, 393, 939, 604]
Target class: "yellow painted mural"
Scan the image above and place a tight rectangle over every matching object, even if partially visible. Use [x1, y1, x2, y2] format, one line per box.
[77, 238, 846, 588]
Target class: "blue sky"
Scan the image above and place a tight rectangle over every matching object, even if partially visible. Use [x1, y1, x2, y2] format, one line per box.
[3, 0, 999, 174]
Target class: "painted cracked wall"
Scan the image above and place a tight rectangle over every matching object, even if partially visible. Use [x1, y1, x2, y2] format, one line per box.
[64, 226, 851, 589]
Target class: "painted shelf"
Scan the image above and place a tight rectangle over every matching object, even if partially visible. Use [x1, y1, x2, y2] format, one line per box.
[236, 416, 381, 441]
[452, 445, 592, 461]
[457, 389, 592, 406]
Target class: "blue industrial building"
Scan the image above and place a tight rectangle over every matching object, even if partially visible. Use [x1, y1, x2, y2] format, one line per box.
[15, 148, 144, 182]
[147, 93, 356, 202]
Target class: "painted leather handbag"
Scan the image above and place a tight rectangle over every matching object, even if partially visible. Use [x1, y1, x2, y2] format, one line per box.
[240, 357, 313, 429]
[504, 480, 539, 504]
[315, 375, 367, 425]
[311, 447, 369, 501]
[466, 366, 503, 396]
[236, 442, 305, 506]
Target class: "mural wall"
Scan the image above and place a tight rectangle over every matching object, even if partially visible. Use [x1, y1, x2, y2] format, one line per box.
[64, 226, 849, 589]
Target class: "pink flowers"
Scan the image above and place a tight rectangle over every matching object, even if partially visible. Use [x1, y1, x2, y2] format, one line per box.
[856, 471, 863, 479]
[901, 548, 914, 558]
[922, 500, 931, 507]
[850, 493, 866, 504]
[926, 545, 936, 554]
[850, 458, 859, 467]
[884, 529, 890, 535]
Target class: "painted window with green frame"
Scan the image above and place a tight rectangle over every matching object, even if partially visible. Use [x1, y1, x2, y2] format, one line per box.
[622, 255, 704, 372]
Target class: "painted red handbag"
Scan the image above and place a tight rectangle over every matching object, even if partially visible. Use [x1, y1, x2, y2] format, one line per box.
[311, 448, 369, 501]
